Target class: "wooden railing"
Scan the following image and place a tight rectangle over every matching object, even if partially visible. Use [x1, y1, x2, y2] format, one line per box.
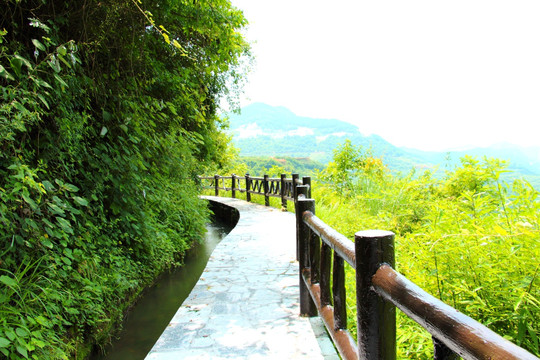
[199, 174, 539, 360]
[198, 173, 310, 209]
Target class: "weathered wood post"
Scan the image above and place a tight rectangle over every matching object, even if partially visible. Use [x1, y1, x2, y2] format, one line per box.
[231, 174, 236, 198]
[280, 174, 287, 210]
[333, 253, 347, 331]
[320, 235, 332, 308]
[296, 185, 317, 316]
[214, 174, 219, 197]
[263, 174, 270, 206]
[292, 173, 299, 203]
[245, 173, 251, 202]
[302, 176, 311, 198]
[355, 230, 396, 360]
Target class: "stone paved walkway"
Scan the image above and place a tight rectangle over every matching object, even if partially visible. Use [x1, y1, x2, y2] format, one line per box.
[146, 196, 339, 359]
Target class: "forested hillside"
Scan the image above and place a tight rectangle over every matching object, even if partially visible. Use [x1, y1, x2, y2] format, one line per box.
[0, 1, 248, 358]
[227, 103, 540, 183]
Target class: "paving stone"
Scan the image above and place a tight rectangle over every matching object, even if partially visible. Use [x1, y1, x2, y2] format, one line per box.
[146, 197, 340, 359]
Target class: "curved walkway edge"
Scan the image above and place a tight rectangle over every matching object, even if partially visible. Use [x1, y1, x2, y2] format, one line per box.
[145, 196, 339, 359]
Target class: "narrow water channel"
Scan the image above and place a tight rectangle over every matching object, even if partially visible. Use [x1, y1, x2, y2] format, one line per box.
[91, 219, 233, 360]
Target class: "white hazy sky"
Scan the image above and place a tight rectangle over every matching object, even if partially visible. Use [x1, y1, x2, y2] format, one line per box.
[230, 0, 540, 151]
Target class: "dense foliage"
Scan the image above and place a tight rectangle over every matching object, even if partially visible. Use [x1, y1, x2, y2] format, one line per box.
[0, 0, 249, 358]
[315, 142, 539, 358]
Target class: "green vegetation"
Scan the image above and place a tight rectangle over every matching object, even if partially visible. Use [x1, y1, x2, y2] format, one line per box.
[223, 155, 323, 178]
[317, 142, 539, 358]
[0, 0, 249, 358]
[219, 141, 539, 358]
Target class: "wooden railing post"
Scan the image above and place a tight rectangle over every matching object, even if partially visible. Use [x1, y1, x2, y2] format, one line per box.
[231, 174, 236, 198]
[214, 174, 219, 196]
[296, 186, 317, 316]
[333, 254, 347, 331]
[292, 173, 299, 202]
[280, 174, 287, 210]
[302, 176, 311, 198]
[245, 173, 251, 202]
[295, 185, 309, 261]
[263, 174, 270, 206]
[355, 230, 396, 360]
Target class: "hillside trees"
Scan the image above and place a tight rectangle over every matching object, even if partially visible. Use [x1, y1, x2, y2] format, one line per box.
[0, 0, 249, 358]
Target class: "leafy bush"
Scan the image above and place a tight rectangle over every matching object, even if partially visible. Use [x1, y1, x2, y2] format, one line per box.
[314, 141, 539, 358]
[0, 0, 249, 358]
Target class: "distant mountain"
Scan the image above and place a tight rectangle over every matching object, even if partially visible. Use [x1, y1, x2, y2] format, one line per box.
[226, 103, 540, 177]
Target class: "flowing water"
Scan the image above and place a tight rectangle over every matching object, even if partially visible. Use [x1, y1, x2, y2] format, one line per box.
[90, 220, 233, 360]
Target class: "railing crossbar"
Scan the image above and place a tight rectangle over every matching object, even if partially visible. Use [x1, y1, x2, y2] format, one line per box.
[198, 173, 307, 211]
[303, 211, 355, 267]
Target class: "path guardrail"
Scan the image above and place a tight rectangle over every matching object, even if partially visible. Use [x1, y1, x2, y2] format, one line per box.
[198, 173, 310, 209]
[199, 174, 538, 360]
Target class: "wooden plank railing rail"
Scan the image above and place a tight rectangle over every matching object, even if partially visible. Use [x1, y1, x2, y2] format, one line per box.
[198, 173, 538, 360]
[198, 173, 309, 210]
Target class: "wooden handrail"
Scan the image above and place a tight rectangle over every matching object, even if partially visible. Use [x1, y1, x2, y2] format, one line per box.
[296, 196, 538, 360]
[372, 265, 538, 360]
[198, 173, 310, 210]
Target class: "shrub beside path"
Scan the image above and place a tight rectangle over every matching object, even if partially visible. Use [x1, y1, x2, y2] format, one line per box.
[146, 196, 338, 359]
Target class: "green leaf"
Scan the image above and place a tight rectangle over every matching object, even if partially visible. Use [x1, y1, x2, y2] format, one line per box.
[5, 330, 16, 341]
[41, 238, 53, 249]
[63, 183, 79, 192]
[10, 57, 22, 77]
[15, 328, 28, 338]
[54, 73, 68, 88]
[14, 55, 32, 69]
[42, 218, 54, 228]
[22, 193, 38, 210]
[0, 275, 17, 288]
[100, 126, 108, 137]
[58, 55, 72, 69]
[31, 76, 53, 89]
[16, 344, 28, 358]
[32, 39, 46, 51]
[37, 94, 50, 109]
[0, 65, 15, 81]
[0, 337, 10, 348]
[33, 339, 45, 348]
[35, 316, 51, 328]
[73, 196, 88, 206]
[48, 203, 65, 215]
[41, 180, 55, 191]
[25, 218, 39, 230]
[56, 217, 73, 234]
[57, 45, 67, 56]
